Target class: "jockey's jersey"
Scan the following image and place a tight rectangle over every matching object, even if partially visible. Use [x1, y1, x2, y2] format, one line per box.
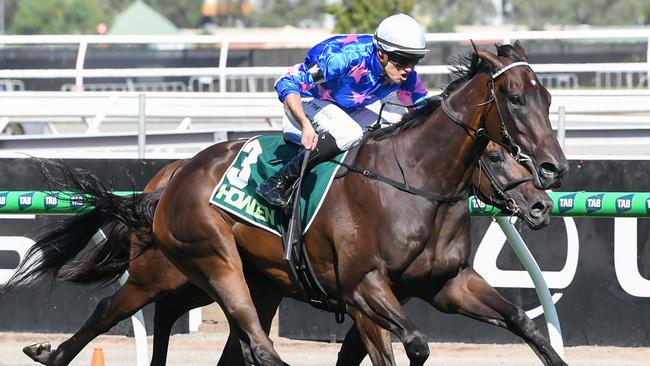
[274, 34, 428, 113]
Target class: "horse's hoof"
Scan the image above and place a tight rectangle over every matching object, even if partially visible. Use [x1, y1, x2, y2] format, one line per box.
[23, 341, 51, 364]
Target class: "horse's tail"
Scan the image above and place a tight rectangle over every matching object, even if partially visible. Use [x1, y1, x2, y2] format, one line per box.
[1, 159, 161, 292]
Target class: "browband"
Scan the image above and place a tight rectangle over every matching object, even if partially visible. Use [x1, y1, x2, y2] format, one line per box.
[492, 61, 530, 78]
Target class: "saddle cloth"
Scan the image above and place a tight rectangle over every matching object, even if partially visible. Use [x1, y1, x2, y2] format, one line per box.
[209, 136, 347, 236]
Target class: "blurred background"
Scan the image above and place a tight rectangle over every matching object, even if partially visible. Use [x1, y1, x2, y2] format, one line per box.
[1, 3, 650, 363]
[1, 0, 649, 35]
[0, 0, 648, 159]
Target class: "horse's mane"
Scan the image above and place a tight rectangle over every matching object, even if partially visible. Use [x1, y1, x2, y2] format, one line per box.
[368, 44, 522, 141]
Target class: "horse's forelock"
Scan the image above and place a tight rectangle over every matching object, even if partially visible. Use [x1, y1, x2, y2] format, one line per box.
[496, 44, 525, 63]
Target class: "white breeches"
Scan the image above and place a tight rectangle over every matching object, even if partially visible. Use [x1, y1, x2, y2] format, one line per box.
[282, 97, 405, 151]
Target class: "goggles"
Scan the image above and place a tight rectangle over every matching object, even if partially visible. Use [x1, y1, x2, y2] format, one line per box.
[387, 51, 421, 69]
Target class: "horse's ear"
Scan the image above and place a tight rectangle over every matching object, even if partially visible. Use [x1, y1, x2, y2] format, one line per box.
[470, 39, 479, 54]
[476, 47, 504, 70]
[513, 40, 529, 61]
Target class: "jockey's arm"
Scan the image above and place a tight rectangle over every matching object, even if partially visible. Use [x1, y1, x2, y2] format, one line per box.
[284, 93, 318, 150]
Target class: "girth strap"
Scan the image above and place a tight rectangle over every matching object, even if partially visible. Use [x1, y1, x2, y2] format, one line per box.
[282, 151, 346, 323]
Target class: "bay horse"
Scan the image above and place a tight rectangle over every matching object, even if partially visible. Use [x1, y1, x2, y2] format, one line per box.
[149, 41, 566, 366]
[7, 41, 567, 365]
[11, 140, 550, 366]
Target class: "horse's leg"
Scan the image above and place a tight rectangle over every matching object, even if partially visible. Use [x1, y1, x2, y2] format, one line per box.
[155, 211, 287, 366]
[352, 271, 429, 366]
[150, 285, 212, 366]
[431, 266, 567, 366]
[336, 309, 395, 366]
[150, 285, 250, 366]
[216, 261, 285, 366]
[23, 281, 159, 366]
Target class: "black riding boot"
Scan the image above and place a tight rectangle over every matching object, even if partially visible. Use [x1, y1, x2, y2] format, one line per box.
[256, 132, 340, 208]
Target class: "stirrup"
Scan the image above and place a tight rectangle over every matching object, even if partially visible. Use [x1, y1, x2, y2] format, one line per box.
[256, 185, 290, 208]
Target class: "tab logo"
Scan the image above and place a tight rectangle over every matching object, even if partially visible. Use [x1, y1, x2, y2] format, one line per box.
[616, 194, 634, 214]
[586, 193, 604, 213]
[44, 194, 59, 209]
[18, 192, 34, 210]
[69, 194, 85, 208]
[558, 193, 576, 213]
[0, 192, 7, 208]
[646, 198, 650, 215]
[471, 197, 487, 212]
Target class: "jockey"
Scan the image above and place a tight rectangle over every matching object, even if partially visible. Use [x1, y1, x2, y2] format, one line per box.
[256, 13, 430, 208]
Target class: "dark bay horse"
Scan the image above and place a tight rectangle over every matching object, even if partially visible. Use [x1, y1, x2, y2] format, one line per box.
[7, 42, 567, 366]
[149, 41, 567, 366]
[11, 140, 550, 366]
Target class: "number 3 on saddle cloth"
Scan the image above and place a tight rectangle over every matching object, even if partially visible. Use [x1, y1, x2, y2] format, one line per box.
[209, 135, 348, 315]
[209, 135, 346, 237]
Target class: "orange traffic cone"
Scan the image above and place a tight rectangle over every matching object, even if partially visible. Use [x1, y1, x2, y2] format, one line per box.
[90, 347, 105, 366]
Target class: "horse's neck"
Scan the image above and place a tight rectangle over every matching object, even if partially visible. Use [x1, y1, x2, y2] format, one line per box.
[389, 79, 490, 196]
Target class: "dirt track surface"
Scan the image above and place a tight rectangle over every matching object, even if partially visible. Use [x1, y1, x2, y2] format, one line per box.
[1, 305, 649, 366]
[3, 332, 650, 366]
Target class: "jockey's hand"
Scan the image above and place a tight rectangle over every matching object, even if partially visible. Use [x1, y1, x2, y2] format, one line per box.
[301, 126, 319, 150]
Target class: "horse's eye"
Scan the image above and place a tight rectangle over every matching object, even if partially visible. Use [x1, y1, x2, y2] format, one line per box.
[488, 153, 503, 163]
[508, 94, 522, 105]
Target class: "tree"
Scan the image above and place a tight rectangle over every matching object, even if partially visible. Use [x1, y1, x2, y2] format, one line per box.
[416, 0, 495, 32]
[507, 0, 650, 29]
[145, 0, 204, 28]
[9, 0, 107, 34]
[254, 0, 326, 28]
[6, 0, 205, 35]
[326, 0, 416, 34]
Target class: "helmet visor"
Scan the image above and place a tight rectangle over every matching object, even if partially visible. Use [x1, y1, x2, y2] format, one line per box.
[387, 51, 422, 68]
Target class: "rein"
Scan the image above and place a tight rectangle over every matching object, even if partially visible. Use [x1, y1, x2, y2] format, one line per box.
[335, 160, 466, 203]
[338, 96, 466, 203]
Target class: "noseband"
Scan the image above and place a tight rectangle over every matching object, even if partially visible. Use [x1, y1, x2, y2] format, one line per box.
[440, 61, 543, 188]
[472, 157, 532, 215]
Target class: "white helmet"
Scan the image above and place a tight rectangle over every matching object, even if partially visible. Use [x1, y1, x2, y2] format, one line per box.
[373, 13, 429, 59]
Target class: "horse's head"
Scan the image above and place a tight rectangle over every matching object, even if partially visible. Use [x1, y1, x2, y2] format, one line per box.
[475, 41, 569, 189]
[473, 141, 552, 230]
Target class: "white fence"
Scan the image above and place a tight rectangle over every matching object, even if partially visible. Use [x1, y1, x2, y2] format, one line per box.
[0, 29, 649, 159]
[0, 29, 648, 92]
[0, 89, 648, 159]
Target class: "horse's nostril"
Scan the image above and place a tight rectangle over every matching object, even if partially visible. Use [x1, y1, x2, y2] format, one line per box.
[530, 200, 550, 218]
[540, 160, 569, 177]
[540, 162, 559, 177]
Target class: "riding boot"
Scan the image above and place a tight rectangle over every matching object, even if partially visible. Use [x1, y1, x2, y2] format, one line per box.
[256, 132, 341, 208]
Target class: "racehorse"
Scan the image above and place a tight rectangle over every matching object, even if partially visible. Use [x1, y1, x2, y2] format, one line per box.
[11, 140, 550, 366]
[8, 41, 567, 366]
[149, 41, 567, 366]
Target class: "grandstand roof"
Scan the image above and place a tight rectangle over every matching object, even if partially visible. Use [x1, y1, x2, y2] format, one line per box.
[108, 0, 179, 35]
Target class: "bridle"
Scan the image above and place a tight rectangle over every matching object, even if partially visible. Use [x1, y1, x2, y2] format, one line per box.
[471, 156, 532, 215]
[339, 60, 541, 206]
[440, 60, 544, 188]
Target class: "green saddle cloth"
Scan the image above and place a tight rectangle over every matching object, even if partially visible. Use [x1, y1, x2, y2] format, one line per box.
[209, 135, 347, 236]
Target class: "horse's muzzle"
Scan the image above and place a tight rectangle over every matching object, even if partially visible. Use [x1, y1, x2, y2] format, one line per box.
[527, 197, 552, 230]
[538, 160, 569, 189]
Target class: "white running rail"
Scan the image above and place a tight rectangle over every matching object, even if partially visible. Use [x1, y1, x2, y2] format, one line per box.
[0, 29, 648, 91]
